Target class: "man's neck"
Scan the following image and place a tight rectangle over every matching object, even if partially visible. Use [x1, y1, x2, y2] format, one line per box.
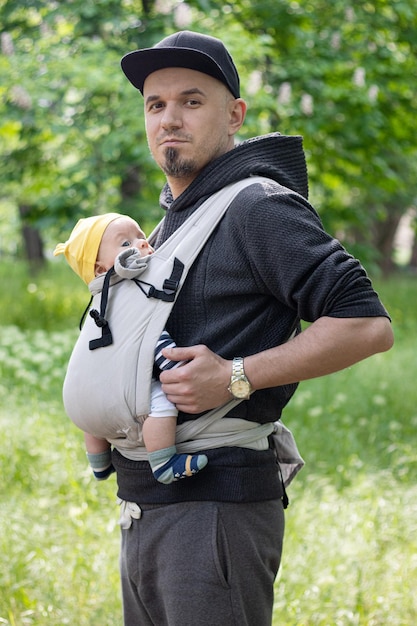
[167, 174, 197, 200]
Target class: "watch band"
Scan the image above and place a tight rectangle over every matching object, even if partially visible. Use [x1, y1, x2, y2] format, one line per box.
[228, 356, 252, 400]
[232, 356, 245, 378]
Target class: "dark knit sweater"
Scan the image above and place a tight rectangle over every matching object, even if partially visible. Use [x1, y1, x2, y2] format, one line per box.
[113, 132, 389, 504]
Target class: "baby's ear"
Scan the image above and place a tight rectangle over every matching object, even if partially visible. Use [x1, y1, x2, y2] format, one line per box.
[94, 261, 106, 277]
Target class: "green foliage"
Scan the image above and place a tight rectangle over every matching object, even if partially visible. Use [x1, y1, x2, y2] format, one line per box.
[1, 0, 417, 272]
[0, 259, 89, 331]
[0, 261, 416, 624]
[0, 0, 168, 233]
[224, 0, 417, 246]
[0, 391, 122, 625]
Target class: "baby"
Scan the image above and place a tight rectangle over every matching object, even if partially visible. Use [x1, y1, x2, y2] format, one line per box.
[54, 213, 208, 484]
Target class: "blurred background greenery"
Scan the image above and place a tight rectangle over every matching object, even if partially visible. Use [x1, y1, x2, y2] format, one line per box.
[0, 0, 416, 274]
[1, 265, 416, 625]
[1, 1, 416, 624]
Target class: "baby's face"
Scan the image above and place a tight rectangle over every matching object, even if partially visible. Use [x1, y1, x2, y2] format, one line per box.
[96, 217, 154, 273]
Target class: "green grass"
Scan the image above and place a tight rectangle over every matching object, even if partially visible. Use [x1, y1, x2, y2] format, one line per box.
[0, 260, 416, 625]
[0, 324, 122, 625]
[276, 352, 417, 625]
[0, 259, 89, 331]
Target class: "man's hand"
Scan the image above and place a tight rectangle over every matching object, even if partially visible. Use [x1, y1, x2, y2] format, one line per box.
[159, 344, 232, 413]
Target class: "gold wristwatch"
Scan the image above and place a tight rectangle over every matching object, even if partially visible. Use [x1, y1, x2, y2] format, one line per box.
[228, 356, 252, 400]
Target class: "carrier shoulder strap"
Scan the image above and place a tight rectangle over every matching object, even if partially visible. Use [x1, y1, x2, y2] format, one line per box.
[145, 175, 273, 281]
[88, 176, 272, 351]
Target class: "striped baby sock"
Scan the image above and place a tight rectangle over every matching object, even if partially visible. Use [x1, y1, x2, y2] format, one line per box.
[148, 446, 208, 485]
[87, 450, 115, 481]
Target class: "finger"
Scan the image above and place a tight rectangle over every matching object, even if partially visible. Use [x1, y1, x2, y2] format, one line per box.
[170, 401, 202, 414]
[161, 345, 201, 361]
[159, 365, 189, 384]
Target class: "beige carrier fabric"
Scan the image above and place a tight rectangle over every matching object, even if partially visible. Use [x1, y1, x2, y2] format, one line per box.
[62, 176, 304, 486]
[63, 177, 271, 437]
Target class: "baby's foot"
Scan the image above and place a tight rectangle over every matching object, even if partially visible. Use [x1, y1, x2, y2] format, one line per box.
[149, 447, 208, 484]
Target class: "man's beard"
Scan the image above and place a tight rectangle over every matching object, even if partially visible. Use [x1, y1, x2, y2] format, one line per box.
[161, 147, 197, 178]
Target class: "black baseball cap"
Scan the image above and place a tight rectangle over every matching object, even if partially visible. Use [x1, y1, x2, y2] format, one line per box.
[121, 30, 240, 98]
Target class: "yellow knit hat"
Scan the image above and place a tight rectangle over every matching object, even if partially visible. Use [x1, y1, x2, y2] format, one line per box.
[54, 213, 123, 285]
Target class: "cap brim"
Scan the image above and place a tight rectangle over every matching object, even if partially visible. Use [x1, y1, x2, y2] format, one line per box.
[121, 47, 234, 95]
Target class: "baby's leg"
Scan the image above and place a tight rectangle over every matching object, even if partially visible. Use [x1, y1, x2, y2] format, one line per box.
[84, 433, 114, 480]
[143, 416, 208, 484]
[154, 330, 187, 371]
[143, 414, 177, 452]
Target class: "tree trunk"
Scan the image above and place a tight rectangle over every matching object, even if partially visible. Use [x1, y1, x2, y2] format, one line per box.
[372, 209, 403, 276]
[19, 204, 45, 272]
[121, 165, 142, 200]
[409, 233, 417, 272]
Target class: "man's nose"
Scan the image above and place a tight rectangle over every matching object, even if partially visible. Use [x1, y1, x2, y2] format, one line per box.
[161, 103, 182, 129]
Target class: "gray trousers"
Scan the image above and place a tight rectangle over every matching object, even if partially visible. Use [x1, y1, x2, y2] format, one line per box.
[120, 499, 285, 626]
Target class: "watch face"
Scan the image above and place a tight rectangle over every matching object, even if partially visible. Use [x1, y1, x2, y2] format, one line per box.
[231, 380, 250, 398]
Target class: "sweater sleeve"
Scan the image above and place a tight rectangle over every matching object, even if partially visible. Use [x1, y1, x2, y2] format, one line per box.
[234, 186, 390, 322]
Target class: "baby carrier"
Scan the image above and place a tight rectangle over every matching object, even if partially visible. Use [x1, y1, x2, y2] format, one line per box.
[63, 177, 304, 488]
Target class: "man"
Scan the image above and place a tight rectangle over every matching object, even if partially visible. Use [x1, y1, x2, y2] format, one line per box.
[116, 30, 393, 626]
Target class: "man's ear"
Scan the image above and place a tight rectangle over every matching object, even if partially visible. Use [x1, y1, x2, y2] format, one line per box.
[228, 98, 247, 135]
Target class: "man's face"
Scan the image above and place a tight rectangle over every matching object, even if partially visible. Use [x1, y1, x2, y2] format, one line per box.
[143, 67, 243, 196]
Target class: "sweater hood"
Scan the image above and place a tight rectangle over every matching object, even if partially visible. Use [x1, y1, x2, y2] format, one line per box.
[160, 132, 308, 212]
